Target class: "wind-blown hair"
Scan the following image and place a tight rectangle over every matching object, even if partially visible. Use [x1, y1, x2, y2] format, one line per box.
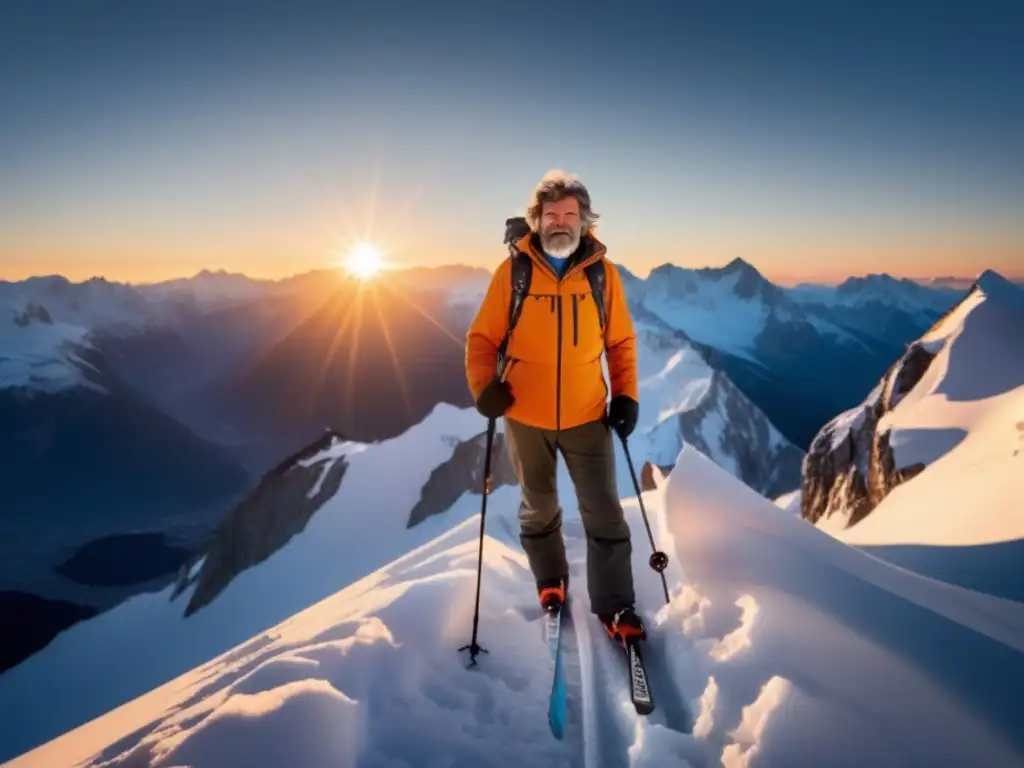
[525, 169, 600, 234]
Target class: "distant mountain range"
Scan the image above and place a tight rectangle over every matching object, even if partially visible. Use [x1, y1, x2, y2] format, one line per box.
[0, 257, 990, 675]
[620, 259, 963, 448]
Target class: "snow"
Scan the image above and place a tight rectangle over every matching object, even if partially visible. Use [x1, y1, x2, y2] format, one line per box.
[826, 404, 867, 452]
[773, 490, 801, 514]
[0, 272, 284, 394]
[865, 275, 1024, 517]
[630, 328, 799, 491]
[0, 402, 518, 761]
[840, 381, 1024, 550]
[657, 446, 1024, 767]
[8, 430, 1024, 766]
[800, 273, 1024, 615]
[0, 313, 102, 393]
[635, 336, 714, 427]
[637, 270, 769, 363]
[635, 264, 858, 362]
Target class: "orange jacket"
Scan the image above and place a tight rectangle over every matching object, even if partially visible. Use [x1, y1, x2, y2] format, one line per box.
[465, 231, 638, 431]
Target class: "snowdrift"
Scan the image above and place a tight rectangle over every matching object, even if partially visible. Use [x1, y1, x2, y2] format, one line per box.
[7, 442, 1024, 767]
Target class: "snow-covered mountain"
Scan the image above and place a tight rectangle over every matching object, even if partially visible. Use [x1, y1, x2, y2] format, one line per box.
[630, 258, 858, 362]
[631, 324, 803, 497]
[622, 258, 919, 449]
[801, 270, 1024, 597]
[6, 423, 1024, 766]
[0, 403, 520, 759]
[0, 270, 340, 409]
[0, 273, 327, 673]
[789, 273, 961, 346]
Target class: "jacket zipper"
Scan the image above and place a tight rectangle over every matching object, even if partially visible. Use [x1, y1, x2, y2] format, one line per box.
[556, 291, 562, 432]
[572, 294, 579, 346]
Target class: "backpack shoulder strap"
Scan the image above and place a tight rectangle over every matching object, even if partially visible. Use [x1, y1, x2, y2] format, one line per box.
[496, 247, 532, 363]
[508, 247, 532, 330]
[583, 260, 607, 330]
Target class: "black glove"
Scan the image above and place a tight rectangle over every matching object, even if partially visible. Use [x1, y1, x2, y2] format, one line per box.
[476, 376, 514, 419]
[606, 395, 638, 439]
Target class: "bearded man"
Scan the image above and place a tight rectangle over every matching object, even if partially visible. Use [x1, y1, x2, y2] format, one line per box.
[464, 169, 644, 644]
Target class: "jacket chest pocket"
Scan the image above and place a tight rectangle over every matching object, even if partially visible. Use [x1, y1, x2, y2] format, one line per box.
[568, 290, 602, 350]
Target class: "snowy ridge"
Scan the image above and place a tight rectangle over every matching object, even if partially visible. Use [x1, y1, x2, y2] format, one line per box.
[0, 403, 519, 760]
[802, 269, 1024, 535]
[832, 272, 1024, 549]
[633, 328, 803, 497]
[8, 440, 1024, 766]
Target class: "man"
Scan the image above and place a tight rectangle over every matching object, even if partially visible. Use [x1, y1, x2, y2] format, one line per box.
[464, 169, 644, 644]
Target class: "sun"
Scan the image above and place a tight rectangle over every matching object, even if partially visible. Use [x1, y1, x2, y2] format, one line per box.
[342, 242, 385, 280]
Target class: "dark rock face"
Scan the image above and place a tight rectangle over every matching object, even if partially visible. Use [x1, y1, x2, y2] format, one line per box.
[406, 430, 518, 527]
[181, 431, 350, 616]
[801, 340, 938, 529]
[640, 462, 673, 492]
[0, 591, 97, 674]
[55, 533, 191, 587]
[12, 302, 53, 326]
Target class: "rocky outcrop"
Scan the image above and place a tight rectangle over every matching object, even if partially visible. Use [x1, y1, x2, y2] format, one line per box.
[407, 430, 518, 527]
[801, 340, 937, 529]
[640, 461, 673, 491]
[643, 369, 804, 498]
[178, 430, 350, 616]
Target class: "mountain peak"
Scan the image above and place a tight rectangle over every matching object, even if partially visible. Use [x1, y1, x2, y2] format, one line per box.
[722, 256, 760, 276]
[974, 269, 1024, 309]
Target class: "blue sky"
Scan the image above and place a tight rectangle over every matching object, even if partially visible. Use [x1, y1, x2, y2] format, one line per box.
[1, 0, 1021, 283]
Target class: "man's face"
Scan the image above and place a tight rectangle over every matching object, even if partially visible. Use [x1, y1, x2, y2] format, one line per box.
[539, 196, 583, 258]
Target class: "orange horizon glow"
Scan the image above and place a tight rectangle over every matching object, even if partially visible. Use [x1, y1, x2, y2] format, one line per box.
[3, 240, 1020, 287]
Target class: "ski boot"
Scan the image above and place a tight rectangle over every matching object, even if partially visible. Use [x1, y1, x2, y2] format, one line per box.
[600, 606, 646, 647]
[538, 576, 568, 615]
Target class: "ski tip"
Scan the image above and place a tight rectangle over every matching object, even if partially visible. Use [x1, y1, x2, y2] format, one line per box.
[634, 699, 655, 716]
[548, 715, 565, 740]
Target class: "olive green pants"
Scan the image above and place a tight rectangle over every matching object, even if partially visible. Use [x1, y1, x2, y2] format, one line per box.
[503, 416, 635, 617]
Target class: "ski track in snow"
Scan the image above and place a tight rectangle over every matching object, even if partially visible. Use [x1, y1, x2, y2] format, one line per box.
[562, 517, 695, 768]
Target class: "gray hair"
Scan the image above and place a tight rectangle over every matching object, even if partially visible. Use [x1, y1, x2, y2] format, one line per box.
[525, 169, 600, 234]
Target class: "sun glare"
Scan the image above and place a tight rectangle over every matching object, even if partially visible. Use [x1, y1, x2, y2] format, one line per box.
[342, 242, 385, 280]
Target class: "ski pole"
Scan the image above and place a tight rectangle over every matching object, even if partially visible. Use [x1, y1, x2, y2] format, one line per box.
[459, 415, 496, 667]
[618, 433, 670, 604]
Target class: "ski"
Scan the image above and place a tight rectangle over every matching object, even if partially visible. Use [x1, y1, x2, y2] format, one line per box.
[622, 638, 654, 715]
[545, 605, 567, 739]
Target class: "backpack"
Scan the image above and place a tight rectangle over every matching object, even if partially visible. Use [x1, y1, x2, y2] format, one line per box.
[497, 216, 606, 364]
